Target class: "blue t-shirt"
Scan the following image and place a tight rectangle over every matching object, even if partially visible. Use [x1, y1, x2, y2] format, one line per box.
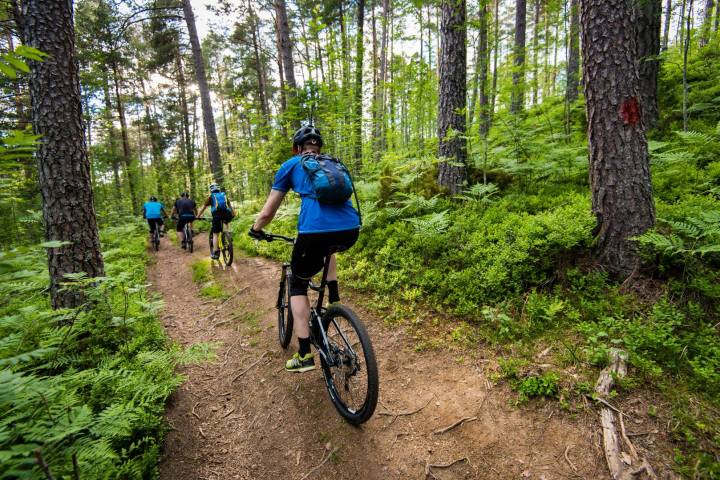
[143, 201, 164, 219]
[272, 155, 360, 234]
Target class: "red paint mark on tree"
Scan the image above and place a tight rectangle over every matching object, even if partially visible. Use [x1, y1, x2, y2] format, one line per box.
[620, 97, 641, 126]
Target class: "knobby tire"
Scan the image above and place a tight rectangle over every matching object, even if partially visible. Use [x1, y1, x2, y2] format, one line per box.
[320, 304, 379, 425]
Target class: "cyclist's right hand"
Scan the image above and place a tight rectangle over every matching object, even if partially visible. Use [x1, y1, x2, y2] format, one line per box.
[248, 227, 269, 241]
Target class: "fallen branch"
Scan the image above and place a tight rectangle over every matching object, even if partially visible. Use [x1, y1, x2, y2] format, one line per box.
[299, 447, 339, 480]
[198, 426, 207, 439]
[232, 351, 269, 382]
[191, 402, 201, 421]
[222, 407, 235, 418]
[594, 349, 655, 480]
[564, 444, 578, 472]
[424, 457, 468, 479]
[432, 416, 477, 435]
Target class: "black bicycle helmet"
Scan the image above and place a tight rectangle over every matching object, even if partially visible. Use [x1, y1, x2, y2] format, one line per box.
[181, 191, 189, 198]
[292, 124, 323, 148]
[149, 196, 157, 202]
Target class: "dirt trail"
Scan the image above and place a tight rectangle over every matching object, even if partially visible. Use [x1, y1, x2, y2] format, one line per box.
[149, 234, 610, 480]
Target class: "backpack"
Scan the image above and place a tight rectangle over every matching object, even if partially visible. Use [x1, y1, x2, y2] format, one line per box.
[211, 192, 229, 212]
[300, 154, 355, 204]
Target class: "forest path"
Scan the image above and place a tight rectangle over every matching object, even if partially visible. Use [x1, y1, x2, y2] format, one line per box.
[149, 232, 608, 480]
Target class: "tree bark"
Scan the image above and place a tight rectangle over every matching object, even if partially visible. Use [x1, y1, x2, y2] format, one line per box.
[182, 0, 223, 184]
[102, 75, 122, 192]
[353, 0, 366, 164]
[531, 0, 541, 104]
[511, 0, 527, 113]
[635, 0, 661, 129]
[700, 0, 715, 45]
[566, 0, 580, 103]
[140, 79, 166, 201]
[662, 0, 672, 50]
[437, 0, 467, 194]
[373, 0, 391, 154]
[110, 59, 139, 214]
[248, 4, 270, 133]
[580, 0, 656, 275]
[478, 0, 490, 136]
[20, 0, 105, 308]
[175, 47, 195, 199]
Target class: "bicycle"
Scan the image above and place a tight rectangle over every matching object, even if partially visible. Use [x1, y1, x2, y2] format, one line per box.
[197, 217, 233, 266]
[150, 222, 161, 251]
[259, 232, 378, 425]
[177, 216, 195, 253]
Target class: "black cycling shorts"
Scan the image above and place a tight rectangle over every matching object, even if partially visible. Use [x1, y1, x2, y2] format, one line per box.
[211, 209, 233, 233]
[176, 215, 195, 232]
[147, 218, 163, 233]
[289, 228, 359, 297]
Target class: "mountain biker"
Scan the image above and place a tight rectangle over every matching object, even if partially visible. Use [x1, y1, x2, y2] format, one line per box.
[197, 184, 234, 260]
[172, 191, 198, 250]
[143, 196, 168, 238]
[249, 125, 361, 373]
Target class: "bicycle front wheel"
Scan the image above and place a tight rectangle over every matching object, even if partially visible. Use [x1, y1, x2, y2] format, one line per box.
[221, 231, 233, 266]
[320, 304, 379, 425]
[277, 265, 293, 348]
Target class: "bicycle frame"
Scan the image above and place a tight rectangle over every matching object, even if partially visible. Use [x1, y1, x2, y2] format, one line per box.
[269, 234, 358, 368]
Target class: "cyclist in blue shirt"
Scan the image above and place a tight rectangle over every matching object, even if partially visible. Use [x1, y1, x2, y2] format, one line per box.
[197, 184, 234, 260]
[249, 125, 360, 373]
[143, 196, 168, 238]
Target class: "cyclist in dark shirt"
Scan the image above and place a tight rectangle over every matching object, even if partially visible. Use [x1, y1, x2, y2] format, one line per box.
[171, 192, 197, 249]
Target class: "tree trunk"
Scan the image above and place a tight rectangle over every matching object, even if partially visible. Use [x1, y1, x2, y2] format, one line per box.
[182, 0, 223, 184]
[249, 4, 270, 133]
[511, 0, 527, 113]
[140, 79, 166, 201]
[490, 0, 500, 126]
[699, 0, 715, 45]
[478, 0, 490, 136]
[531, 0, 541, 104]
[373, 0, 391, 153]
[353, 0, 366, 164]
[110, 59, 139, 214]
[580, 0, 656, 275]
[102, 75, 122, 192]
[20, 0, 105, 309]
[635, 0, 662, 129]
[682, 0, 694, 131]
[437, 0, 467, 194]
[662, 0, 672, 49]
[175, 48, 195, 199]
[566, 0, 580, 103]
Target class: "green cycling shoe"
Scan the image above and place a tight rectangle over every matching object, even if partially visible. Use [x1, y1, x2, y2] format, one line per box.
[285, 352, 315, 373]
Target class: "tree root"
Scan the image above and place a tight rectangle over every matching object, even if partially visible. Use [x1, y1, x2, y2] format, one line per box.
[232, 351, 269, 382]
[379, 395, 434, 427]
[432, 416, 477, 435]
[424, 457, 468, 479]
[299, 447, 339, 480]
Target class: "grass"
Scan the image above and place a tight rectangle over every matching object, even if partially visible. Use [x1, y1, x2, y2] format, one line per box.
[190, 258, 228, 299]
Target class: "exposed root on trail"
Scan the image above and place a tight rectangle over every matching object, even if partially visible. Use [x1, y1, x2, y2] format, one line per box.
[298, 447, 340, 480]
[424, 457, 469, 479]
[432, 416, 477, 435]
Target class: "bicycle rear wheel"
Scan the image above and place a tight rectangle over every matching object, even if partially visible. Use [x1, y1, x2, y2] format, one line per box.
[153, 229, 160, 251]
[319, 304, 379, 425]
[277, 265, 293, 348]
[221, 231, 233, 266]
[185, 225, 194, 253]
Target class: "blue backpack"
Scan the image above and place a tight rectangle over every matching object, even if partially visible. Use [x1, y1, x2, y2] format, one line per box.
[300, 154, 355, 204]
[210, 192, 229, 212]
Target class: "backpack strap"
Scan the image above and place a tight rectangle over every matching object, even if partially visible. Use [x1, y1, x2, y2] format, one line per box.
[345, 166, 362, 226]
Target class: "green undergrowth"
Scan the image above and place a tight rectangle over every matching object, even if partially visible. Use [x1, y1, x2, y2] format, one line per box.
[0, 222, 211, 478]
[189, 258, 228, 300]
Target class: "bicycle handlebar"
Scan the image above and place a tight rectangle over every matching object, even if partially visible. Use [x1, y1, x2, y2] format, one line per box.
[262, 233, 295, 244]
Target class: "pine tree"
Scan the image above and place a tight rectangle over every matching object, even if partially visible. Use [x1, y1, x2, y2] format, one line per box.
[17, 0, 105, 308]
[437, 0, 467, 193]
[580, 0, 656, 275]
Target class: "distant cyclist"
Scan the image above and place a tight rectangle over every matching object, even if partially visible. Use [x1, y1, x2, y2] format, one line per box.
[250, 125, 360, 373]
[197, 184, 234, 260]
[142, 196, 168, 238]
[172, 191, 197, 249]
